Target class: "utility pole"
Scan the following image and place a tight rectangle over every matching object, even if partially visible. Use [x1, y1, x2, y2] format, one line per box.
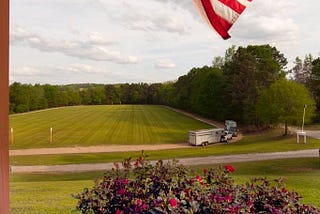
[0, 0, 10, 213]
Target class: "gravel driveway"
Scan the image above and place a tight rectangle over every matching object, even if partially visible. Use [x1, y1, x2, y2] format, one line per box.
[11, 149, 319, 173]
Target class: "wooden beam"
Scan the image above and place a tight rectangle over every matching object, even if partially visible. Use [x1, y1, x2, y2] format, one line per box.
[0, 0, 10, 213]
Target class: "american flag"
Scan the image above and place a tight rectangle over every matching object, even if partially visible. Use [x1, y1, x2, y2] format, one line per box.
[193, 0, 253, 39]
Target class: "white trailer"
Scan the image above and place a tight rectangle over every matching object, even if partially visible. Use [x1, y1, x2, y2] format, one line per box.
[188, 128, 225, 146]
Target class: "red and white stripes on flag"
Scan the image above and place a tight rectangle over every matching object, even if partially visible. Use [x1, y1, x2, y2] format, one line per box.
[193, 0, 252, 39]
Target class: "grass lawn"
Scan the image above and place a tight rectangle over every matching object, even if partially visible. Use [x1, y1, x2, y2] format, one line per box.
[10, 158, 320, 213]
[9, 105, 212, 149]
[11, 129, 320, 166]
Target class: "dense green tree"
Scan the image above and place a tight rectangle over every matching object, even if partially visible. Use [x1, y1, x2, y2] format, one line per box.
[9, 82, 31, 113]
[29, 84, 47, 110]
[291, 54, 313, 86]
[223, 45, 287, 124]
[88, 86, 106, 105]
[309, 58, 320, 110]
[43, 84, 61, 107]
[158, 82, 175, 106]
[105, 85, 116, 104]
[256, 79, 315, 135]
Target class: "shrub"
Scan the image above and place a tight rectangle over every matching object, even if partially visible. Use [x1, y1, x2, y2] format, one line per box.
[74, 156, 319, 214]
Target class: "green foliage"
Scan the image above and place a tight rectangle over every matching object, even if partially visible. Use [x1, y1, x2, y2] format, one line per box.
[309, 58, 320, 110]
[74, 157, 319, 214]
[223, 45, 287, 124]
[256, 79, 316, 134]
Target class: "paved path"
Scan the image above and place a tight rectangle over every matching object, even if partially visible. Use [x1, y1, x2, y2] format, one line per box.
[306, 130, 320, 139]
[11, 149, 319, 173]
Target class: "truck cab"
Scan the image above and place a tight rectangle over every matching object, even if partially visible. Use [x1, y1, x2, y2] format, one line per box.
[225, 120, 238, 137]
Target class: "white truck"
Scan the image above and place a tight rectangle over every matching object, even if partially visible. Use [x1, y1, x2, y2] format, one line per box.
[225, 120, 238, 137]
[188, 128, 228, 146]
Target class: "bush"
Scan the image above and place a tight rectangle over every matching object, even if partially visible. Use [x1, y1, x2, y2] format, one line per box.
[74, 156, 319, 214]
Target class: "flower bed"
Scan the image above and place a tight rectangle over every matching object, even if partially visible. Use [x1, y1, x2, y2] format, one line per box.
[74, 156, 319, 214]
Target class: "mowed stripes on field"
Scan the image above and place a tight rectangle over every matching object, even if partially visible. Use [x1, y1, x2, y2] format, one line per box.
[9, 105, 213, 149]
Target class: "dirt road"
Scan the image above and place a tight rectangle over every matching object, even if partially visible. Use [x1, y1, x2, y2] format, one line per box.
[10, 144, 190, 156]
[11, 149, 319, 173]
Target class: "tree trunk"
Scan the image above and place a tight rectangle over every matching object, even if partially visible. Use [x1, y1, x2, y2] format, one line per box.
[284, 122, 288, 136]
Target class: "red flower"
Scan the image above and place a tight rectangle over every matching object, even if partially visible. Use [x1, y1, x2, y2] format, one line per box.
[169, 198, 177, 208]
[134, 160, 140, 167]
[118, 189, 126, 195]
[225, 165, 235, 172]
[115, 209, 122, 214]
[227, 195, 232, 203]
[282, 187, 287, 193]
[196, 174, 203, 183]
[203, 168, 208, 175]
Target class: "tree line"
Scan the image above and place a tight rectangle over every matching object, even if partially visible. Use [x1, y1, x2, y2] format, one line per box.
[10, 44, 320, 129]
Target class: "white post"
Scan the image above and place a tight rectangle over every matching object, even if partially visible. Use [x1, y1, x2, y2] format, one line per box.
[49, 127, 53, 143]
[10, 128, 13, 144]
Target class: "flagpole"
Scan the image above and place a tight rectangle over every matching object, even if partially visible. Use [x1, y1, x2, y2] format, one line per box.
[302, 104, 306, 132]
[0, 0, 10, 213]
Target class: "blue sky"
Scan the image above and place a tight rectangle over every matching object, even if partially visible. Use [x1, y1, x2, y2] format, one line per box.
[10, 0, 320, 84]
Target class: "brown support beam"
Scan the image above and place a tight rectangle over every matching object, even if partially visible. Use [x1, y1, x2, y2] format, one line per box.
[0, 0, 10, 213]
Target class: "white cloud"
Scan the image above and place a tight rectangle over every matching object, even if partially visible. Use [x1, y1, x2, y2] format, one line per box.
[87, 32, 117, 46]
[231, 0, 299, 48]
[11, 66, 40, 76]
[9, 0, 320, 84]
[98, 0, 192, 35]
[10, 25, 141, 64]
[54, 64, 106, 74]
[155, 59, 176, 69]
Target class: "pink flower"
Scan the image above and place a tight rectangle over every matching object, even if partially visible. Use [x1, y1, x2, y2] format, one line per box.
[169, 198, 178, 208]
[142, 203, 147, 210]
[115, 209, 122, 214]
[282, 187, 287, 193]
[225, 165, 235, 172]
[136, 198, 141, 206]
[123, 179, 129, 185]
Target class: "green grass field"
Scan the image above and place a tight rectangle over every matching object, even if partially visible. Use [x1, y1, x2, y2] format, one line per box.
[8, 105, 320, 213]
[10, 158, 320, 213]
[11, 129, 320, 166]
[10, 105, 212, 149]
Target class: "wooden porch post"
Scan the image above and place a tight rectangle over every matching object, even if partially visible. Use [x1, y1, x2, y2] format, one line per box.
[0, 0, 10, 213]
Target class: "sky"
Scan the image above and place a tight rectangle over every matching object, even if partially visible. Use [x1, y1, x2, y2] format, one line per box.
[10, 0, 320, 85]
